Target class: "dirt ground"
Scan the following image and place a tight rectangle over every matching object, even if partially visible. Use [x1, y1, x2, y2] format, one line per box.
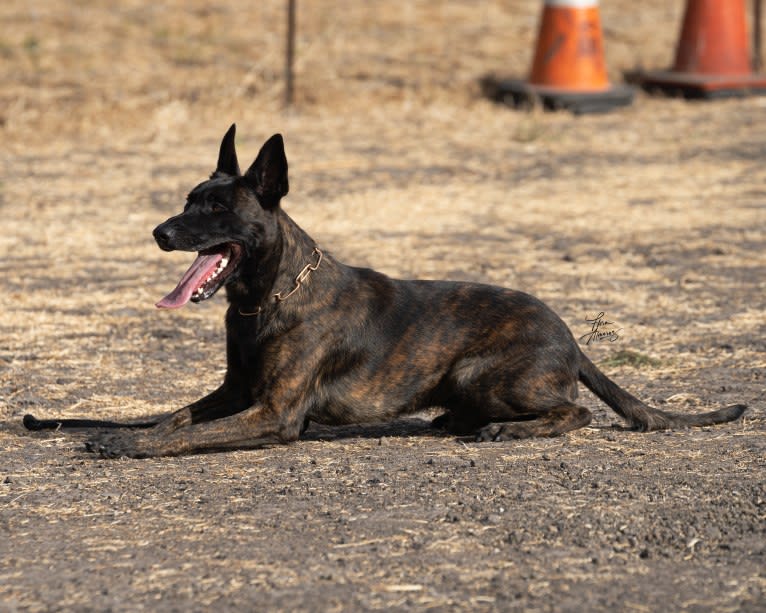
[1, 1, 764, 611]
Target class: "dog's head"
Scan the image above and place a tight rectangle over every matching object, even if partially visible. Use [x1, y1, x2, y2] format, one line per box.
[153, 125, 288, 308]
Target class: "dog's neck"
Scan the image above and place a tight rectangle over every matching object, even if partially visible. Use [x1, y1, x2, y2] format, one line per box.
[225, 209, 323, 315]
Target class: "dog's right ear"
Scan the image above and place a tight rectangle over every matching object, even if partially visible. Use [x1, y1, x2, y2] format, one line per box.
[212, 124, 240, 177]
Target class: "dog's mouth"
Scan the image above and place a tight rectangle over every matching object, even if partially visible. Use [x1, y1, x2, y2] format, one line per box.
[156, 243, 243, 309]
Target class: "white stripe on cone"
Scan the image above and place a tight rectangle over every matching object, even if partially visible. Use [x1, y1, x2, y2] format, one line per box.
[544, 0, 599, 7]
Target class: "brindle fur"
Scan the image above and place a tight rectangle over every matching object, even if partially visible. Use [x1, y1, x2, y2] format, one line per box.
[24, 126, 747, 458]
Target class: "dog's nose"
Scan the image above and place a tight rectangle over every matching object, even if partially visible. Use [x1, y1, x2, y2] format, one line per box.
[153, 224, 175, 251]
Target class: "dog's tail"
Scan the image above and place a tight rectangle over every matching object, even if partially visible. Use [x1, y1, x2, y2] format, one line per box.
[578, 353, 746, 431]
[23, 414, 157, 431]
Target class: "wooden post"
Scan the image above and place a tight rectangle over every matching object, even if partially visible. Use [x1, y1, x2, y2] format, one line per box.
[285, 0, 296, 107]
[755, 0, 763, 72]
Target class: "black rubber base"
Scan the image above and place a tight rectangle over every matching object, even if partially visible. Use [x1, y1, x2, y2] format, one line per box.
[481, 76, 635, 115]
[626, 69, 766, 100]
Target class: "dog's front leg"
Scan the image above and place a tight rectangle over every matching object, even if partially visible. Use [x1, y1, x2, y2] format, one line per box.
[85, 404, 303, 459]
[151, 384, 249, 436]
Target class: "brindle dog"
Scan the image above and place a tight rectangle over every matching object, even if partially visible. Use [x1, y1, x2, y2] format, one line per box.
[24, 126, 746, 458]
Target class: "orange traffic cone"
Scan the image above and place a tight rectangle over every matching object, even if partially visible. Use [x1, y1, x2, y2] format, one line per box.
[482, 0, 633, 114]
[632, 0, 766, 98]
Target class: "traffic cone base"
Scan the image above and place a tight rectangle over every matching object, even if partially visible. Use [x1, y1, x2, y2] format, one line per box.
[633, 70, 766, 100]
[482, 77, 634, 114]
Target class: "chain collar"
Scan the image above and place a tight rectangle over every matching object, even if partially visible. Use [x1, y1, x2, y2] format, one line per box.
[238, 247, 323, 317]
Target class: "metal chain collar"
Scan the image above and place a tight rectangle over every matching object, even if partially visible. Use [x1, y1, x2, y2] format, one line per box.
[238, 247, 323, 317]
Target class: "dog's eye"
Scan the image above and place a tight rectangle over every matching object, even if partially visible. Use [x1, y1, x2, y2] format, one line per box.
[211, 202, 228, 213]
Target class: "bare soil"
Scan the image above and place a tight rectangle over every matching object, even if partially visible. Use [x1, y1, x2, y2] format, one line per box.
[0, 1, 764, 611]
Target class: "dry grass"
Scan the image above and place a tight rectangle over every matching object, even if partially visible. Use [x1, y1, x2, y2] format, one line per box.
[0, 1, 764, 611]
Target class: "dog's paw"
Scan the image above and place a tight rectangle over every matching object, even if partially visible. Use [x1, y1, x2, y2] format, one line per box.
[85, 431, 156, 459]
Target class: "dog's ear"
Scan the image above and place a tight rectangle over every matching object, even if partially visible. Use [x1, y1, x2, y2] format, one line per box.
[213, 124, 240, 177]
[243, 134, 289, 207]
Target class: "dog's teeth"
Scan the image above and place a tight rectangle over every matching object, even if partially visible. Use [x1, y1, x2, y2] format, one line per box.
[220, 258, 229, 268]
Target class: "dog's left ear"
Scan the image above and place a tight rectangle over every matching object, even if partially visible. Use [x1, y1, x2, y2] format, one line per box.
[212, 124, 241, 177]
[243, 134, 289, 207]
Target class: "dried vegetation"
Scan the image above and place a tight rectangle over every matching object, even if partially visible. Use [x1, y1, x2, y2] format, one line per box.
[0, 1, 764, 610]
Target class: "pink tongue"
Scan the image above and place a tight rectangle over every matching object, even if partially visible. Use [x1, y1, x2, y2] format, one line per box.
[156, 253, 224, 309]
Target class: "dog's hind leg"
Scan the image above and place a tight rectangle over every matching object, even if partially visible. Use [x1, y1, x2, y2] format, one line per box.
[475, 402, 592, 441]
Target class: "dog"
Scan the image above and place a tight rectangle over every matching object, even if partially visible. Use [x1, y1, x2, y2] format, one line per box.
[23, 126, 746, 458]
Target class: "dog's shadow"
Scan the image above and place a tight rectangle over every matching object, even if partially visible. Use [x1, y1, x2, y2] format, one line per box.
[9, 412, 635, 453]
[301, 415, 450, 442]
[302, 416, 635, 443]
